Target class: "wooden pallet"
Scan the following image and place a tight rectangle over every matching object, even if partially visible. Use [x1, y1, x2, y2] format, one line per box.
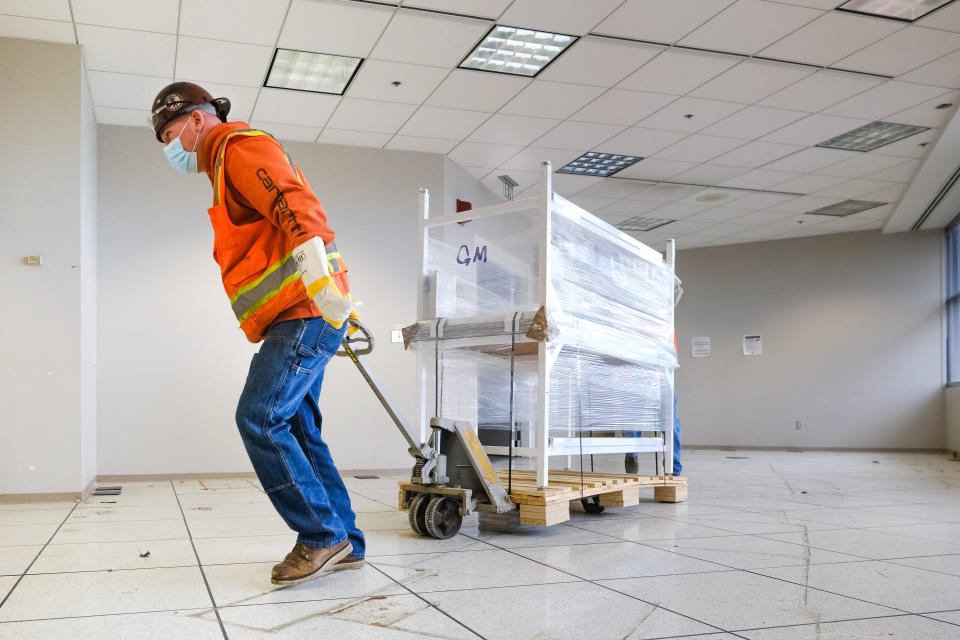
[498, 470, 687, 526]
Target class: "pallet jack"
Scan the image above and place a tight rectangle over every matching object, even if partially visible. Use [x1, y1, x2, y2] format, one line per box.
[337, 319, 514, 539]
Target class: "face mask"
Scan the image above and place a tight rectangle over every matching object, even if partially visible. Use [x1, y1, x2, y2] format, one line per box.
[163, 116, 199, 174]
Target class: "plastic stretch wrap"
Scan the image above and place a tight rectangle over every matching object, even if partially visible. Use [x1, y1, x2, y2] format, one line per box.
[413, 195, 677, 444]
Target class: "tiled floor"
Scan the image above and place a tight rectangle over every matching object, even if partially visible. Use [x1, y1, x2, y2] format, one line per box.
[1, 450, 960, 639]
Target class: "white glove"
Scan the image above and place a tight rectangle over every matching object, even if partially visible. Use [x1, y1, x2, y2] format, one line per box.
[292, 236, 355, 328]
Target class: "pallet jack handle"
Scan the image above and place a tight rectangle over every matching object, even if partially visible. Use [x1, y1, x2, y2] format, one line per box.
[336, 318, 432, 460]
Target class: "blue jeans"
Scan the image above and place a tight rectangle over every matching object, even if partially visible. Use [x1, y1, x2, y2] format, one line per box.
[235, 317, 365, 557]
[626, 393, 682, 475]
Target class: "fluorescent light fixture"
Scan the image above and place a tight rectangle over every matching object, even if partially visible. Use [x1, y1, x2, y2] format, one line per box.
[839, 0, 956, 21]
[460, 25, 576, 77]
[557, 152, 642, 177]
[816, 121, 929, 152]
[265, 49, 362, 94]
[805, 199, 886, 216]
[615, 216, 676, 232]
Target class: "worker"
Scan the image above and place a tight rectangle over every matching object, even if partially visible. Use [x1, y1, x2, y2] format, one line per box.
[626, 277, 683, 476]
[150, 82, 364, 586]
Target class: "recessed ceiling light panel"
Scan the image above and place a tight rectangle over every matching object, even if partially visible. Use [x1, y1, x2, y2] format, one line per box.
[265, 49, 363, 95]
[460, 25, 576, 77]
[838, 0, 955, 22]
[806, 199, 886, 217]
[816, 121, 929, 152]
[557, 152, 642, 177]
[615, 216, 676, 232]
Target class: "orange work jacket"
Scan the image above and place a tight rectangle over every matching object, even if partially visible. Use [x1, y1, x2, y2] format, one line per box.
[202, 122, 349, 342]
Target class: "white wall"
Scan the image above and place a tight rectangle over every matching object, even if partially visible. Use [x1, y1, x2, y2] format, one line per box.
[80, 60, 98, 490]
[0, 37, 95, 494]
[675, 230, 945, 449]
[97, 127, 460, 474]
[442, 158, 501, 214]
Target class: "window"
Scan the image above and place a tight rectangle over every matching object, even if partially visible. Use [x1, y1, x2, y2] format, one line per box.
[947, 224, 960, 383]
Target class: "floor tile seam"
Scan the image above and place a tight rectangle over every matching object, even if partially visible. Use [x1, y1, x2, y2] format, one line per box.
[917, 613, 960, 627]
[0, 502, 79, 611]
[24, 563, 202, 576]
[456, 531, 736, 636]
[566, 522, 917, 613]
[62, 517, 190, 525]
[0, 605, 213, 625]
[366, 559, 489, 640]
[726, 612, 933, 634]
[389, 579, 587, 596]
[39, 536, 190, 545]
[878, 558, 960, 579]
[171, 481, 228, 640]
[747, 531, 887, 561]
[198, 546, 497, 566]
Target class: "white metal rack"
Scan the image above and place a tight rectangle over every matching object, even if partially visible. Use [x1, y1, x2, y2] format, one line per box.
[411, 162, 676, 489]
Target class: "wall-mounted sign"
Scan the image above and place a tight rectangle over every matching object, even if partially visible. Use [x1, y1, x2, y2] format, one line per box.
[692, 336, 711, 358]
[743, 334, 762, 356]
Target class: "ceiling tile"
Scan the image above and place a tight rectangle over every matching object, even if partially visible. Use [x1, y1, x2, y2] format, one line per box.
[600, 126, 688, 156]
[918, 0, 960, 31]
[702, 105, 807, 140]
[688, 206, 756, 223]
[346, 60, 448, 104]
[571, 90, 676, 126]
[772, 173, 848, 194]
[769, 195, 844, 214]
[654, 134, 745, 163]
[501, 81, 604, 119]
[680, 0, 821, 55]
[824, 80, 949, 121]
[537, 37, 663, 87]
[693, 221, 753, 236]
[534, 120, 625, 150]
[498, 0, 623, 35]
[691, 60, 814, 103]
[721, 169, 801, 190]
[863, 159, 919, 182]
[616, 158, 698, 181]
[426, 69, 528, 111]
[670, 164, 750, 185]
[77, 25, 176, 76]
[0, 0, 71, 20]
[570, 196, 620, 213]
[501, 147, 581, 171]
[637, 202, 704, 220]
[481, 169, 540, 195]
[176, 38, 273, 87]
[596, 198, 665, 218]
[95, 106, 151, 127]
[761, 113, 871, 146]
[627, 183, 703, 203]
[577, 179, 649, 200]
[813, 178, 898, 199]
[326, 98, 418, 134]
[371, 10, 490, 67]
[593, 0, 737, 44]
[724, 225, 786, 240]
[251, 88, 340, 127]
[711, 140, 804, 168]
[73, 0, 178, 33]
[764, 147, 861, 173]
[399, 106, 489, 139]
[900, 49, 960, 88]
[835, 26, 960, 77]
[468, 114, 560, 145]
[813, 153, 911, 179]
[0, 14, 74, 43]
[873, 127, 939, 157]
[888, 91, 959, 128]
[318, 129, 389, 148]
[403, 0, 512, 19]
[447, 141, 524, 168]
[249, 121, 322, 142]
[759, 70, 883, 112]
[759, 11, 902, 66]
[176, 81, 260, 121]
[675, 187, 750, 208]
[617, 48, 738, 95]
[279, 0, 394, 58]
[638, 96, 745, 133]
[386, 135, 459, 154]
[180, 0, 287, 46]
[461, 166, 492, 180]
[550, 173, 604, 195]
[87, 71, 172, 111]
[731, 207, 795, 222]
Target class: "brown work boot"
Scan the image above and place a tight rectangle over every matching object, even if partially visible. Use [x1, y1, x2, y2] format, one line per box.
[270, 540, 352, 586]
[331, 556, 366, 571]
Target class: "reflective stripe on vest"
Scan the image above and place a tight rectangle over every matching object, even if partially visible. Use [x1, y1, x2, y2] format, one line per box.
[229, 251, 301, 324]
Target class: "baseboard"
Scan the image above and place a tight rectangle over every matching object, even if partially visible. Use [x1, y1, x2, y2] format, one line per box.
[684, 445, 949, 453]
[0, 491, 82, 504]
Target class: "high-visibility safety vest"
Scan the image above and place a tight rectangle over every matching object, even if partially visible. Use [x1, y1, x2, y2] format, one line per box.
[207, 129, 348, 342]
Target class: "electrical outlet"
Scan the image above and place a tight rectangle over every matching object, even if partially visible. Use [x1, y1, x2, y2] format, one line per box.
[795, 420, 802, 430]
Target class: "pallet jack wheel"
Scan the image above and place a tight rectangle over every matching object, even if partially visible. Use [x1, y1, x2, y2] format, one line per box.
[581, 495, 605, 514]
[408, 493, 431, 537]
[424, 495, 462, 539]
